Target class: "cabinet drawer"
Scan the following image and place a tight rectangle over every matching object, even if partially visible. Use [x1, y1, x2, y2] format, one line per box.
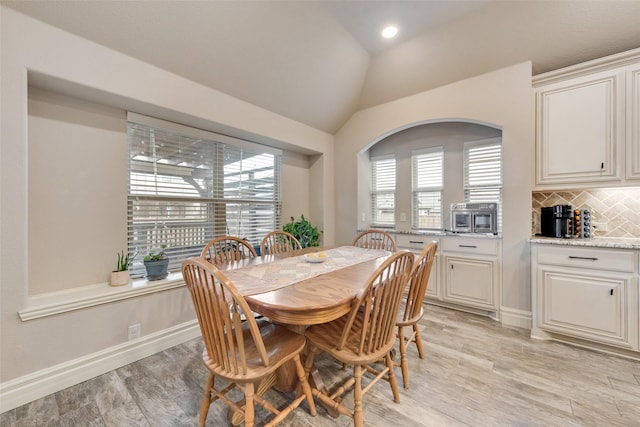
[395, 234, 440, 252]
[442, 237, 498, 256]
[537, 245, 635, 272]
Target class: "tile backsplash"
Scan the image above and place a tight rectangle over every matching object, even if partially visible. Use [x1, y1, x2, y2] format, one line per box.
[532, 188, 640, 238]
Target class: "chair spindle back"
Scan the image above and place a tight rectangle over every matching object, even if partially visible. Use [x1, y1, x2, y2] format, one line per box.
[401, 242, 438, 323]
[352, 229, 397, 252]
[201, 236, 257, 265]
[261, 230, 302, 255]
[182, 258, 269, 376]
[337, 251, 414, 355]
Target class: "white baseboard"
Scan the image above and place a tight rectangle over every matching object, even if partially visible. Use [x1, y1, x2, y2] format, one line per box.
[0, 320, 200, 413]
[500, 306, 532, 329]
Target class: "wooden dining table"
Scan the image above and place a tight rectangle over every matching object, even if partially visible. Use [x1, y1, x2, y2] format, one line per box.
[216, 246, 394, 398]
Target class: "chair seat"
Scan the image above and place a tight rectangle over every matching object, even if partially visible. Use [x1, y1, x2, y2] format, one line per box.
[395, 299, 424, 327]
[306, 313, 395, 366]
[204, 319, 306, 382]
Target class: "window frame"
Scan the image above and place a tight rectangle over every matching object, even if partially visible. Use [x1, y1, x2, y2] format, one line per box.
[411, 146, 444, 230]
[127, 113, 282, 277]
[370, 154, 396, 228]
[463, 137, 502, 229]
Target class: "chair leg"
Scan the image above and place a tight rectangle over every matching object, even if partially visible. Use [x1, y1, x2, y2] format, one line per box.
[353, 364, 364, 427]
[398, 326, 409, 389]
[385, 352, 400, 403]
[199, 373, 214, 427]
[413, 323, 425, 358]
[243, 382, 255, 427]
[294, 354, 317, 416]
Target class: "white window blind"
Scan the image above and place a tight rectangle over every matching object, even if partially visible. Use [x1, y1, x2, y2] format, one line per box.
[464, 138, 502, 228]
[127, 114, 281, 277]
[370, 155, 396, 227]
[411, 147, 443, 229]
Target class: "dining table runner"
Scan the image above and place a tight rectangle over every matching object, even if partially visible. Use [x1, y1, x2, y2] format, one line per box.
[224, 246, 390, 296]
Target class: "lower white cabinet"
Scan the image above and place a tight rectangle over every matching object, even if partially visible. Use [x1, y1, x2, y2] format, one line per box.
[444, 255, 496, 310]
[439, 236, 500, 317]
[394, 234, 439, 298]
[394, 233, 501, 319]
[531, 243, 639, 355]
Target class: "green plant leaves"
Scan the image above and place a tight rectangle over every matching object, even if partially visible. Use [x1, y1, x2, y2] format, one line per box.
[283, 214, 320, 248]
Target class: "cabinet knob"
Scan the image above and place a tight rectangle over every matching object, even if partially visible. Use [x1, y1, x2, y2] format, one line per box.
[610, 289, 614, 296]
[601, 162, 604, 169]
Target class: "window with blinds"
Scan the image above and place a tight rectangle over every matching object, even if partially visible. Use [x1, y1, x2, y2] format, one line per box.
[464, 138, 502, 227]
[411, 147, 443, 229]
[127, 114, 282, 277]
[370, 155, 396, 227]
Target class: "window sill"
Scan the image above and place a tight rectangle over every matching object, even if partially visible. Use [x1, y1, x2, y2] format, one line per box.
[18, 272, 185, 321]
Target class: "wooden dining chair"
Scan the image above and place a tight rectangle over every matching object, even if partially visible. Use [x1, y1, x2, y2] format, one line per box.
[201, 235, 257, 265]
[303, 250, 414, 427]
[261, 230, 302, 255]
[182, 258, 317, 427]
[396, 241, 438, 389]
[352, 229, 397, 251]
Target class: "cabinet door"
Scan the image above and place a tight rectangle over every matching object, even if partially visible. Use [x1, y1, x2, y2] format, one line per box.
[536, 70, 622, 185]
[627, 64, 640, 180]
[443, 256, 495, 310]
[538, 266, 635, 349]
[425, 255, 439, 299]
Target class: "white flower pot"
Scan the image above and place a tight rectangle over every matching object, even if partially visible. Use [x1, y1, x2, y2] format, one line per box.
[110, 270, 130, 287]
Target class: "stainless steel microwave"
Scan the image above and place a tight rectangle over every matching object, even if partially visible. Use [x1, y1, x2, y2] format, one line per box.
[450, 202, 498, 234]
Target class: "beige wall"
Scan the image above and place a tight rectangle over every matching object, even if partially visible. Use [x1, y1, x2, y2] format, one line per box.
[335, 62, 535, 313]
[28, 87, 129, 294]
[27, 87, 314, 295]
[1, 6, 332, 391]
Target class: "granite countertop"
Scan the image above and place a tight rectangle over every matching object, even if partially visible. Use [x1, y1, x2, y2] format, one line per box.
[530, 236, 640, 250]
[372, 229, 501, 239]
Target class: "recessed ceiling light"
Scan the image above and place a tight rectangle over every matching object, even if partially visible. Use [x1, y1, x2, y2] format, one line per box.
[382, 26, 398, 39]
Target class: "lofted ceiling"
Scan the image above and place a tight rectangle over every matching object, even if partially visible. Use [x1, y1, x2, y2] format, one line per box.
[3, 0, 640, 134]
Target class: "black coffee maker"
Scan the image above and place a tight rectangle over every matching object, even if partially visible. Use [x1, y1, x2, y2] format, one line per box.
[541, 205, 573, 238]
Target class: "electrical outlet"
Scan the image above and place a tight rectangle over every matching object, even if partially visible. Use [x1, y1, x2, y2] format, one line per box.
[400, 212, 407, 222]
[128, 324, 141, 341]
[592, 221, 608, 231]
[361, 212, 366, 222]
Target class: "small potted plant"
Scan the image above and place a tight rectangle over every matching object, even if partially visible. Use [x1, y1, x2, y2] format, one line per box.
[143, 245, 169, 280]
[110, 250, 135, 287]
[283, 214, 321, 248]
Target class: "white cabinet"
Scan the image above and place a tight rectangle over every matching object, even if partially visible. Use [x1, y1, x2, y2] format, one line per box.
[535, 69, 622, 185]
[394, 234, 439, 298]
[627, 63, 640, 180]
[533, 48, 640, 188]
[394, 233, 502, 319]
[531, 243, 639, 354]
[539, 266, 633, 348]
[441, 236, 500, 316]
[444, 256, 495, 309]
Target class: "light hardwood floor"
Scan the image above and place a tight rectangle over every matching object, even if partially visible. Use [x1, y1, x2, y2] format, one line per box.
[2, 305, 639, 426]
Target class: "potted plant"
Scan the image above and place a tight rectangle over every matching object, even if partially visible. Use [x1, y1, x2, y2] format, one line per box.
[110, 250, 135, 287]
[283, 214, 321, 248]
[143, 245, 169, 280]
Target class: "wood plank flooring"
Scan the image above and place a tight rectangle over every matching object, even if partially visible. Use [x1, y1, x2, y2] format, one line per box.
[2, 305, 639, 426]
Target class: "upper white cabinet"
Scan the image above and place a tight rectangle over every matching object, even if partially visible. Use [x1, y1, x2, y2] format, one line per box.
[627, 63, 640, 180]
[536, 70, 622, 184]
[534, 48, 640, 188]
